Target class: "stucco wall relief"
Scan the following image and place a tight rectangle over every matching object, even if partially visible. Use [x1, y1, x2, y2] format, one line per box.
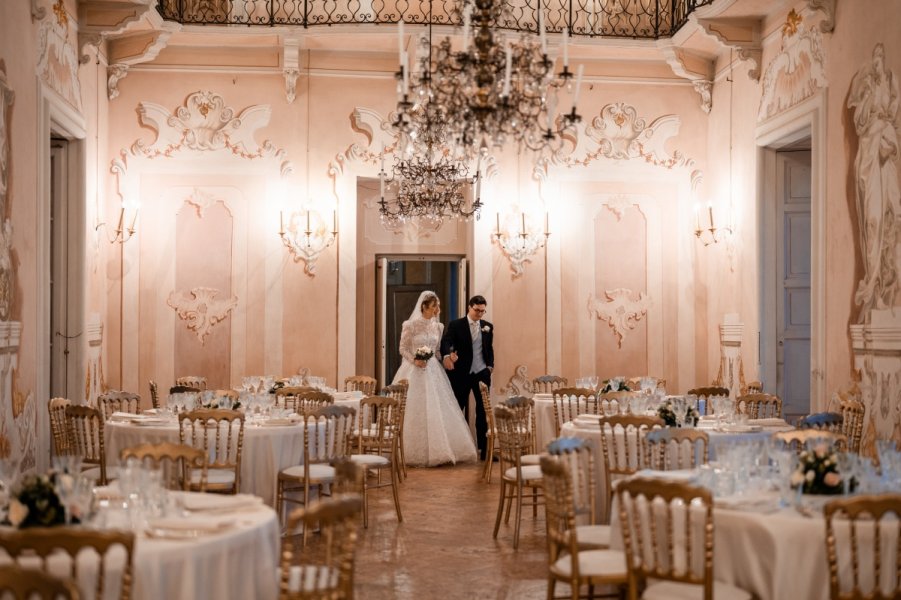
[757, 16, 827, 122]
[167, 287, 238, 344]
[36, 0, 82, 112]
[588, 288, 652, 348]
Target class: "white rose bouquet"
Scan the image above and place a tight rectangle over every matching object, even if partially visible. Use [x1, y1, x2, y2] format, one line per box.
[414, 346, 434, 361]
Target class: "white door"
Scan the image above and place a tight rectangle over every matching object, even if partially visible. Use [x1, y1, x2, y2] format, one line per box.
[776, 151, 811, 418]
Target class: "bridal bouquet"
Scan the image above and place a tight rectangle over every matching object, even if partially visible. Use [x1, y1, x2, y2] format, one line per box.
[414, 346, 434, 361]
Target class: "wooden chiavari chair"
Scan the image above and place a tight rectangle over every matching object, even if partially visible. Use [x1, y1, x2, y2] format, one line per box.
[840, 399, 866, 453]
[348, 396, 402, 527]
[97, 390, 141, 421]
[540, 455, 627, 599]
[178, 408, 245, 494]
[276, 405, 356, 544]
[0, 564, 79, 599]
[617, 477, 752, 600]
[275, 388, 330, 413]
[169, 385, 200, 395]
[546, 437, 611, 549]
[343, 375, 377, 395]
[479, 382, 500, 483]
[644, 428, 710, 471]
[175, 375, 207, 391]
[493, 406, 543, 550]
[532, 374, 568, 394]
[0, 528, 135, 600]
[773, 429, 848, 454]
[380, 383, 409, 481]
[65, 405, 115, 485]
[148, 380, 160, 410]
[626, 376, 666, 391]
[686, 386, 730, 416]
[735, 392, 782, 419]
[48, 397, 71, 457]
[824, 494, 901, 600]
[551, 387, 599, 437]
[599, 391, 641, 416]
[279, 496, 362, 600]
[597, 414, 664, 521]
[119, 441, 207, 491]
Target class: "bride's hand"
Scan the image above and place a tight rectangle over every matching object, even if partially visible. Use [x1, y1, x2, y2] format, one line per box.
[414, 359, 427, 369]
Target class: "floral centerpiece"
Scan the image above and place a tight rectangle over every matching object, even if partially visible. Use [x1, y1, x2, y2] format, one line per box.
[791, 443, 849, 495]
[656, 401, 699, 427]
[268, 380, 286, 394]
[414, 346, 434, 361]
[3, 472, 67, 528]
[600, 377, 630, 393]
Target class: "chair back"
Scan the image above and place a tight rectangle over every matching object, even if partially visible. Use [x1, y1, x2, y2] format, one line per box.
[355, 396, 399, 456]
[617, 477, 715, 600]
[97, 391, 141, 421]
[546, 437, 597, 526]
[824, 494, 901, 600]
[797, 412, 844, 433]
[0, 527, 134, 600]
[148, 380, 160, 410]
[493, 406, 533, 469]
[304, 405, 356, 464]
[119, 441, 207, 491]
[532, 375, 568, 394]
[344, 375, 377, 395]
[499, 396, 537, 453]
[48, 397, 72, 457]
[840, 399, 866, 453]
[169, 385, 200, 395]
[539, 455, 580, 568]
[275, 388, 330, 413]
[551, 387, 599, 437]
[280, 496, 362, 600]
[380, 383, 408, 440]
[626, 376, 666, 391]
[735, 392, 782, 419]
[175, 376, 207, 390]
[178, 409, 245, 493]
[64, 405, 109, 484]
[773, 429, 848, 454]
[0, 564, 79, 599]
[644, 428, 710, 471]
[479, 382, 496, 438]
[598, 391, 641, 416]
[686, 386, 730, 415]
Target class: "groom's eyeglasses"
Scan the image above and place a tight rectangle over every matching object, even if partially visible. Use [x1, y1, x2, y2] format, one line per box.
[471, 307, 487, 314]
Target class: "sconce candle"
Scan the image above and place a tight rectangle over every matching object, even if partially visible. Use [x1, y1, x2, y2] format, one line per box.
[707, 203, 714, 229]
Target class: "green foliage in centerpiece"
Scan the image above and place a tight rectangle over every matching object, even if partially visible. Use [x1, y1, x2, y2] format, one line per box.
[791, 444, 847, 495]
[600, 377, 630, 393]
[656, 401, 699, 427]
[4, 473, 66, 528]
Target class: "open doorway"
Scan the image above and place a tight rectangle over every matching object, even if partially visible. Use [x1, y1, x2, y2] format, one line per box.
[375, 256, 466, 388]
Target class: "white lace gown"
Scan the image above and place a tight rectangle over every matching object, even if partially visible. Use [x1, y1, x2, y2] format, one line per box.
[392, 317, 477, 467]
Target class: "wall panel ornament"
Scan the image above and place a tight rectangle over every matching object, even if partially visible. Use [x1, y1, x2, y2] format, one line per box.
[535, 102, 694, 180]
[36, 0, 83, 112]
[757, 19, 827, 122]
[588, 288, 652, 348]
[851, 310, 901, 456]
[713, 315, 745, 399]
[166, 287, 238, 344]
[504, 364, 534, 397]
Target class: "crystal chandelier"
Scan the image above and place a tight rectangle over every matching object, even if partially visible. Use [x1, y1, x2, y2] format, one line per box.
[395, 0, 584, 157]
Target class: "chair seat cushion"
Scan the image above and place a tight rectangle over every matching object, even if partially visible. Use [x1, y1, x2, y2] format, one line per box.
[349, 454, 390, 467]
[572, 524, 611, 548]
[82, 466, 118, 482]
[550, 549, 627, 579]
[191, 468, 235, 486]
[280, 463, 336, 482]
[643, 580, 753, 600]
[503, 464, 543, 481]
[520, 453, 541, 465]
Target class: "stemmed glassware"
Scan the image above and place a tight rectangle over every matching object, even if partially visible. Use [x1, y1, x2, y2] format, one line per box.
[588, 375, 599, 391]
[672, 396, 689, 428]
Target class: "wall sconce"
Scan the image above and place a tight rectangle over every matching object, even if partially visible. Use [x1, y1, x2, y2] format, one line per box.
[493, 211, 550, 277]
[95, 203, 139, 244]
[279, 208, 337, 276]
[693, 202, 733, 246]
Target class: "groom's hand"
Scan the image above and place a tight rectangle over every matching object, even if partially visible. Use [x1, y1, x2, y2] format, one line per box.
[443, 353, 457, 370]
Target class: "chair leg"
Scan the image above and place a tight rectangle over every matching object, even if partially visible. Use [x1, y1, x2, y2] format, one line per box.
[302, 481, 310, 546]
[493, 479, 506, 539]
[389, 465, 403, 523]
[275, 479, 284, 527]
[546, 578, 556, 600]
[513, 480, 524, 550]
[362, 471, 370, 529]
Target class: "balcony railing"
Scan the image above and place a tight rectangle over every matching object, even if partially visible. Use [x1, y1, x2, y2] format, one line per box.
[156, 0, 714, 39]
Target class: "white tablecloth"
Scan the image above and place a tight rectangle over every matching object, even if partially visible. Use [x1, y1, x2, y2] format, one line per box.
[533, 393, 557, 450]
[105, 404, 359, 506]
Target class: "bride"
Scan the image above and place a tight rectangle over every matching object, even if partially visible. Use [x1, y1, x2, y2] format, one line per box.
[392, 291, 477, 467]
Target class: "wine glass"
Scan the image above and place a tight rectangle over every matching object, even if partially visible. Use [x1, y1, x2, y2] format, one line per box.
[588, 375, 599, 391]
[835, 451, 855, 496]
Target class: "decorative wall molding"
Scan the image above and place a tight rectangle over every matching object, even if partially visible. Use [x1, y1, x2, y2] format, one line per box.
[0, 323, 31, 475]
[536, 102, 695, 180]
[692, 80, 713, 114]
[283, 36, 301, 104]
[185, 187, 222, 218]
[588, 288, 652, 348]
[713, 315, 745, 398]
[107, 64, 129, 100]
[30, 0, 47, 22]
[504, 364, 533, 397]
[36, 5, 83, 112]
[85, 317, 104, 406]
[757, 22, 827, 122]
[604, 194, 634, 221]
[167, 287, 238, 344]
[77, 0, 156, 64]
[284, 68, 300, 104]
[697, 17, 763, 81]
[657, 40, 714, 112]
[807, 0, 836, 33]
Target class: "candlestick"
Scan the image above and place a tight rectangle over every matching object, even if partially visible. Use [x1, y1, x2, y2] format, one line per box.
[402, 53, 409, 95]
[521, 212, 526, 234]
[280, 210, 285, 234]
[332, 210, 337, 233]
[572, 64, 584, 110]
[707, 203, 714, 229]
[474, 171, 481, 200]
[462, 4, 471, 49]
[398, 20, 404, 64]
[562, 28, 569, 67]
[545, 212, 549, 235]
[502, 41, 512, 97]
[496, 212, 500, 234]
[538, 7, 547, 56]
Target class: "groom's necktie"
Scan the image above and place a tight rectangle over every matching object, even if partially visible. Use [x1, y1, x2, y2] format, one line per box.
[470, 319, 478, 341]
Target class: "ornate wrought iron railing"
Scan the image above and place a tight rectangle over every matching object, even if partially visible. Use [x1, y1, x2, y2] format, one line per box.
[156, 0, 714, 39]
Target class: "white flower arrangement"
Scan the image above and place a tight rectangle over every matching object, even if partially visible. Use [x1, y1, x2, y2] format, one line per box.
[414, 346, 434, 361]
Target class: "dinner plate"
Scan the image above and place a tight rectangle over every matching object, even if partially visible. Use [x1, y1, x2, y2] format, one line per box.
[130, 417, 170, 426]
[145, 522, 233, 540]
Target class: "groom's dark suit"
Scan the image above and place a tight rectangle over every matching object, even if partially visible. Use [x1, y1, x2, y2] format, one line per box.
[441, 317, 493, 460]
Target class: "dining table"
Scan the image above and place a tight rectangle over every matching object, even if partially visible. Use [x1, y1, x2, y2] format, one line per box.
[104, 392, 362, 506]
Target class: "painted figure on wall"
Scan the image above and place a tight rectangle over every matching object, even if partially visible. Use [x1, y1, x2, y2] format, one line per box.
[848, 43, 901, 320]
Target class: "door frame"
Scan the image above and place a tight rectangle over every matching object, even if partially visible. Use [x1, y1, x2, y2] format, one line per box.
[756, 93, 826, 409]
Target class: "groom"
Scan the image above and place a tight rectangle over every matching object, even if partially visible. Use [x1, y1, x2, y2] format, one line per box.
[441, 295, 493, 460]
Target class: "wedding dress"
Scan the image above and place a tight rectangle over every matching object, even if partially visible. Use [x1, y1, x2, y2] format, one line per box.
[392, 297, 477, 467]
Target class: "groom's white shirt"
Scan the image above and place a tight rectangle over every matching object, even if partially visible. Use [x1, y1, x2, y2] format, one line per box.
[468, 316, 487, 374]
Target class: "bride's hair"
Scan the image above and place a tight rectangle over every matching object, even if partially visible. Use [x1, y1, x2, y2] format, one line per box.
[420, 293, 438, 313]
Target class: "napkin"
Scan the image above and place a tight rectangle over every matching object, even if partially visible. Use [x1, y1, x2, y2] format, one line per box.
[179, 493, 263, 513]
